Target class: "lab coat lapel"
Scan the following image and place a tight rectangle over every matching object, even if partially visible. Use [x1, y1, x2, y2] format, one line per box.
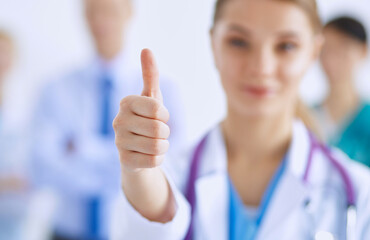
[257, 121, 312, 239]
[256, 173, 310, 239]
[195, 174, 229, 240]
[193, 126, 229, 240]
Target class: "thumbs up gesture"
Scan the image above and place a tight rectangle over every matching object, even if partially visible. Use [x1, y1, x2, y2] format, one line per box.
[113, 49, 170, 172]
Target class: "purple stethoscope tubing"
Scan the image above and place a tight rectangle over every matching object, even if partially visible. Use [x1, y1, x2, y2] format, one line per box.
[304, 131, 356, 206]
[184, 131, 357, 240]
[184, 136, 208, 240]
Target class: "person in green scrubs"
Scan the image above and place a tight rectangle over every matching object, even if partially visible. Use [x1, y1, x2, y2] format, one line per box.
[316, 16, 370, 167]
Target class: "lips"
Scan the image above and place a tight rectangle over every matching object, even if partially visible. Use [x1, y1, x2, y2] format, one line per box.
[243, 85, 277, 97]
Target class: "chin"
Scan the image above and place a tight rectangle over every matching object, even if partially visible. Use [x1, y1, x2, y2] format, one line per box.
[232, 100, 282, 118]
[234, 86, 296, 115]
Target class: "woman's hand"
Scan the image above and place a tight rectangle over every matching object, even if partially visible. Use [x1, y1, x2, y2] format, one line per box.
[113, 49, 170, 172]
[113, 49, 176, 223]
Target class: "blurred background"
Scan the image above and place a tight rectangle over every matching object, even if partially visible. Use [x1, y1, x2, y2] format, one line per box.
[0, 0, 369, 239]
[1, 0, 370, 142]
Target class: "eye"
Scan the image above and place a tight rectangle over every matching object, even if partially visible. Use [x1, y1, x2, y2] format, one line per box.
[229, 38, 249, 48]
[278, 42, 297, 52]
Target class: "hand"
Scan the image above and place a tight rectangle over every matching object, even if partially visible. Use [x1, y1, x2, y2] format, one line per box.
[113, 49, 170, 172]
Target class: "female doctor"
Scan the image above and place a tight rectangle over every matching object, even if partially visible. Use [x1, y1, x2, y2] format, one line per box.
[111, 0, 370, 239]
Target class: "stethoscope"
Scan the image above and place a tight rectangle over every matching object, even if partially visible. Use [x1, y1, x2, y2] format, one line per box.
[184, 130, 357, 240]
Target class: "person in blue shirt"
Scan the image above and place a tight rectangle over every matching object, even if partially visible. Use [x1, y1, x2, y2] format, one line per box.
[315, 16, 370, 167]
[31, 0, 186, 239]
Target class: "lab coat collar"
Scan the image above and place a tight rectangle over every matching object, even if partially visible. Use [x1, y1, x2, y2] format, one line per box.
[196, 120, 311, 181]
[194, 120, 312, 239]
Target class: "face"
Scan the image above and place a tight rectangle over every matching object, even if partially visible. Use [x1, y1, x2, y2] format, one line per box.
[211, 0, 322, 117]
[85, 0, 132, 48]
[0, 37, 13, 82]
[321, 27, 367, 83]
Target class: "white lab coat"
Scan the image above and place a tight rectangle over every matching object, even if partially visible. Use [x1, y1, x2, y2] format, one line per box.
[111, 121, 370, 240]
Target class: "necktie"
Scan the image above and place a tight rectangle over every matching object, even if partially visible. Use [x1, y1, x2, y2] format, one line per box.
[87, 70, 114, 240]
[100, 71, 114, 136]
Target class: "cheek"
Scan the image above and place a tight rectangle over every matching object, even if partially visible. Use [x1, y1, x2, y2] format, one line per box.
[278, 52, 311, 96]
[347, 50, 364, 67]
[0, 51, 11, 70]
[215, 47, 245, 87]
[281, 51, 311, 80]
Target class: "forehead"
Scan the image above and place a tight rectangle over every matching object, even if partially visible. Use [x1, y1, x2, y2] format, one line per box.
[218, 0, 313, 36]
[323, 28, 348, 42]
[85, 0, 127, 9]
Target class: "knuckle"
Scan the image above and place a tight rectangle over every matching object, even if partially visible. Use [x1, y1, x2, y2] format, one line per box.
[163, 108, 170, 122]
[161, 140, 169, 154]
[112, 116, 121, 130]
[114, 135, 122, 148]
[149, 139, 162, 155]
[120, 95, 135, 109]
[112, 115, 128, 132]
[148, 100, 162, 117]
[115, 136, 128, 151]
[119, 98, 128, 109]
[164, 124, 170, 139]
[150, 139, 168, 155]
[150, 121, 162, 137]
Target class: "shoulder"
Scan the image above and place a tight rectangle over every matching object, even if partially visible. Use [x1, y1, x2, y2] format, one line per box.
[355, 102, 370, 121]
[360, 102, 370, 119]
[40, 69, 82, 93]
[40, 63, 94, 97]
[34, 66, 92, 116]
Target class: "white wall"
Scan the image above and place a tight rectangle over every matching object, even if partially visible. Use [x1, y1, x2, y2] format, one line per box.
[0, 0, 369, 143]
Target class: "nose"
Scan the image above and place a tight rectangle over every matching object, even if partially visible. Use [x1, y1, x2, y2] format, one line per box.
[248, 46, 277, 79]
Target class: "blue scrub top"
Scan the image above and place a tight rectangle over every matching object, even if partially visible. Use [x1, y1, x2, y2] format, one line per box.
[228, 157, 287, 240]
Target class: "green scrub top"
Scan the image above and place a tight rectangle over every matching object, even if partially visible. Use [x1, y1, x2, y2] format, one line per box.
[330, 103, 370, 167]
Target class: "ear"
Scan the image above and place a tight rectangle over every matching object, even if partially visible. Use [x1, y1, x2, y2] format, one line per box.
[360, 44, 368, 60]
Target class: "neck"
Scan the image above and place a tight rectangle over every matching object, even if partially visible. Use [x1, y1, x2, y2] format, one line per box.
[222, 107, 293, 165]
[96, 39, 123, 61]
[325, 76, 360, 122]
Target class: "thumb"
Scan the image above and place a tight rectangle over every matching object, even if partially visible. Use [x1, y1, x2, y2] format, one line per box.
[141, 48, 162, 102]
